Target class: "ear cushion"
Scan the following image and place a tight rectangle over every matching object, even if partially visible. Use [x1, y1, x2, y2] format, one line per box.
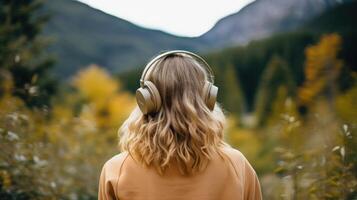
[203, 81, 218, 111]
[144, 81, 162, 113]
[203, 81, 211, 103]
[207, 84, 218, 111]
[136, 87, 154, 115]
[136, 81, 162, 115]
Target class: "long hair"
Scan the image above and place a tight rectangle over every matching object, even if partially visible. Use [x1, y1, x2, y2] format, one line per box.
[118, 52, 228, 175]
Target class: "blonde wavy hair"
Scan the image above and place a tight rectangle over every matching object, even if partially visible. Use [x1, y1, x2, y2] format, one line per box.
[118, 52, 228, 175]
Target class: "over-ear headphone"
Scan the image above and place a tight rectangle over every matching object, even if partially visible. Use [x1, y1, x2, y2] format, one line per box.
[136, 50, 218, 115]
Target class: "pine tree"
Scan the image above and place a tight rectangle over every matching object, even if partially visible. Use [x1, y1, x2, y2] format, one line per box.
[254, 55, 296, 126]
[0, 0, 57, 107]
[220, 64, 247, 120]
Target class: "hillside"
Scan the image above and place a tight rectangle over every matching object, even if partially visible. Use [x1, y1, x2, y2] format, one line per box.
[43, 0, 209, 78]
[204, 0, 357, 112]
[201, 0, 344, 47]
[118, 1, 357, 115]
[304, 0, 357, 35]
[42, 0, 345, 79]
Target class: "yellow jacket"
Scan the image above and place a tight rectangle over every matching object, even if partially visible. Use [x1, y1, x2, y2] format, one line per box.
[98, 146, 262, 200]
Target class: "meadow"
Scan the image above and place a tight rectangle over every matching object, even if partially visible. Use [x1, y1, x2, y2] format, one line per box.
[0, 0, 356, 199]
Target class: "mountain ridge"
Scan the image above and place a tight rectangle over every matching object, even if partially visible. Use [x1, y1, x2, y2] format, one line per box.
[201, 0, 344, 47]
[43, 0, 210, 78]
[43, 0, 346, 78]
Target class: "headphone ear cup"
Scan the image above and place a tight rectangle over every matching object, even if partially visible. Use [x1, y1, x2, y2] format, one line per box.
[136, 87, 154, 115]
[144, 81, 162, 112]
[203, 81, 218, 111]
[135, 81, 162, 115]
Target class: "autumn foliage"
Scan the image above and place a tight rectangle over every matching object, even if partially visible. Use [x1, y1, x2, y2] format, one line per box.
[0, 2, 356, 197]
[0, 66, 134, 199]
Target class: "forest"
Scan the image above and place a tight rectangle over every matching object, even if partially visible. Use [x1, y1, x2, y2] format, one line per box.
[0, 0, 356, 199]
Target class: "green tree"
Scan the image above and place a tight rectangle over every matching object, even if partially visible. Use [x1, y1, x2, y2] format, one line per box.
[254, 56, 296, 126]
[220, 64, 247, 120]
[0, 0, 57, 107]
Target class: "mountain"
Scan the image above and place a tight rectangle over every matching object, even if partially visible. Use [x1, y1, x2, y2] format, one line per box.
[201, 0, 345, 47]
[202, 0, 357, 112]
[304, 0, 357, 34]
[118, 1, 357, 114]
[43, 0, 209, 78]
[43, 0, 346, 78]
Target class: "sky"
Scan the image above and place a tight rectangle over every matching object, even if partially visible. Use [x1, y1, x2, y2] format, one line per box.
[77, 0, 254, 37]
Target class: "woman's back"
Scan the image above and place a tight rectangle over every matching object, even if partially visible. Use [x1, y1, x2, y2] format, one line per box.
[99, 146, 262, 200]
[98, 51, 262, 200]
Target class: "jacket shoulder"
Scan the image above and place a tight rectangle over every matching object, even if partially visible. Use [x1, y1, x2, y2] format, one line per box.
[102, 151, 129, 177]
[105, 151, 129, 165]
[221, 145, 247, 164]
[221, 145, 257, 177]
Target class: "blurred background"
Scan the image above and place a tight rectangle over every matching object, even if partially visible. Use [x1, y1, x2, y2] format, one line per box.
[0, 0, 356, 199]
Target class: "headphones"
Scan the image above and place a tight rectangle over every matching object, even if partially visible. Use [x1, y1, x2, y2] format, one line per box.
[136, 50, 218, 115]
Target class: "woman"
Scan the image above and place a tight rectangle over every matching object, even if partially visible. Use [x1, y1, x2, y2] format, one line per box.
[98, 50, 262, 200]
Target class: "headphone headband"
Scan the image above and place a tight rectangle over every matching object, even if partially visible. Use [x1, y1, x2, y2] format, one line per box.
[140, 50, 215, 87]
